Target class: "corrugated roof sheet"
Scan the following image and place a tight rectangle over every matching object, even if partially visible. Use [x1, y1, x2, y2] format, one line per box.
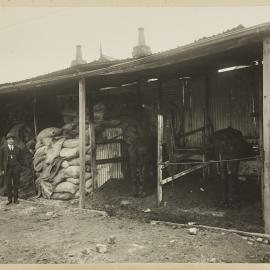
[1, 22, 270, 93]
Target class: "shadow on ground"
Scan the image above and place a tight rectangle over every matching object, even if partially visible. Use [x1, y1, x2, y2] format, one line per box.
[86, 173, 264, 233]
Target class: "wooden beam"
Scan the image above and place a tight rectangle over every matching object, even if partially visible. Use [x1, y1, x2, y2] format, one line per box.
[151, 220, 270, 241]
[32, 90, 37, 137]
[263, 38, 270, 233]
[161, 163, 208, 185]
[157, 80, 163, 207]
[177, 125, 210, 139]
[79, 78, 86, 209]
[257, 62, 264, 220]
[88, 91, 97, 191]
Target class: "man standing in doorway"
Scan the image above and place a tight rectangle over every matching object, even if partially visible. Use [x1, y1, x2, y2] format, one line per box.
[0, 133, 23, 205]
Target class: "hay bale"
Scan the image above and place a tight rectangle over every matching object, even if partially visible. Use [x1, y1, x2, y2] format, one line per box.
[51, 192, 74, 200]
[37, 127, 62, 140]
[54, 181, 78, 194]
[63, 139, 79, 148]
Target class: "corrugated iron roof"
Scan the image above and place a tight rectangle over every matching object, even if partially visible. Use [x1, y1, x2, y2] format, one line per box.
[1, 21, 270, 94]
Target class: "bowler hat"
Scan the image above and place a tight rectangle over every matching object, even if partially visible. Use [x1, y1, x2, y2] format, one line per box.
[6, 133, 16, 139]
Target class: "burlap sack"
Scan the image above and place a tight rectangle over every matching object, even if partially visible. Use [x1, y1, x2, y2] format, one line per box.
[54, 181, 78, 194]
[60, 147, 79, 159]
[62, 123, 75, 131]
[41, 137, 54, 146]
[51, 192, 74, 200]
[52, 169, 66, 186]
[85, 179, 92, 189]
[64, 166, 80, 178]
[45, 137, 65, 164]
[66, 178, 80, 185]
[34, 145, 48, 158]
[37, 127, 62, 140]
[61, 160, 70, 169]
[63, 139, 79, 148]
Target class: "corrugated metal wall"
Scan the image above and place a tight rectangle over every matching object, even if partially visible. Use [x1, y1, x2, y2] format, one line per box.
[94, 66, 260, 188]
[96, 127, 124, 188]
[184, 76, 206, 147]
[210, 67, 259, 139]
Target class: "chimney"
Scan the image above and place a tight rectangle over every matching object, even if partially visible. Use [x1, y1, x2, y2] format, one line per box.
[71, 45, 87, 66]
[132, 27, 152, 59]
[138, 27, 146, 46]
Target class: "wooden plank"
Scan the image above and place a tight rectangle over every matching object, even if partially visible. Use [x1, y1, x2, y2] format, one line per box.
[257, 62, 264, 220]
[177, 125, 210, 139]
[151, 220, 270, 241]
[89, 96, 97, 191]
[79, 78, 86, 209]
[157, 114, 163, 206]
[263, 38, 270, 233]
[157, 79, 163, 207]
[96, 157, 122, 164]
[161, 164, 208, 185]
[32, 90, 37, 137]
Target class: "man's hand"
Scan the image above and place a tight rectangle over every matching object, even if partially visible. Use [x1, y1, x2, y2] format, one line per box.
[0, 171, 4, 176]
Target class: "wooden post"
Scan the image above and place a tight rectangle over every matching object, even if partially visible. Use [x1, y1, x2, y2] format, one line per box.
[157, 79, 163, 206]
[89, 91, 97, 191]
[33, 90, 37, 138]
[79, 78, 86, 209]
[263, 38, 270, 233]
[257, 62, 264, 219]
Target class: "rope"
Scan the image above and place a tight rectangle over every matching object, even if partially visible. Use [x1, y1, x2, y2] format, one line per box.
[162, 156, 260, 167]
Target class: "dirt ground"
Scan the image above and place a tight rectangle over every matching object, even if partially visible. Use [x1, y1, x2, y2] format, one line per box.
[0, 196, 270, 264]
[86, 172, 264, 233]
[1, 172, 269, 263]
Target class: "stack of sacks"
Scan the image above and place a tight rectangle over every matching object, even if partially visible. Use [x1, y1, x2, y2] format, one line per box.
[34, 124, 92, 200]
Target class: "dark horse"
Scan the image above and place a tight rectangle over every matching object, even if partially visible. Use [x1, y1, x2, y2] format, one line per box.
[211, 127, 255, 208]
[122, 104, 157, 198]
[127, 136, 156, 197]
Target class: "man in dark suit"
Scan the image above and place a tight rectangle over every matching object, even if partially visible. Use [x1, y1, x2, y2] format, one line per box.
[0, 133, 23, 205]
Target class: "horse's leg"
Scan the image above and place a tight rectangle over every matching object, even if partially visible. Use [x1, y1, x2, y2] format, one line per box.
[137, 146, 147, 198]
[128, 144, 139, 197]
[220, 160, 229, 207]
[227, 161, 240, 208]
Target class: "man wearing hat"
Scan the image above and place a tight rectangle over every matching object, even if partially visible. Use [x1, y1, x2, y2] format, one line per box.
[0, 133, 23, 205]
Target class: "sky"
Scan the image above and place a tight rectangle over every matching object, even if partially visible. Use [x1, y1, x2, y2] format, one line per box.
[1, 6, 270, 84]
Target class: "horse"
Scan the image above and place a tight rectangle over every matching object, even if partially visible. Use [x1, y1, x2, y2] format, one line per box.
[211, 126, 255, 208]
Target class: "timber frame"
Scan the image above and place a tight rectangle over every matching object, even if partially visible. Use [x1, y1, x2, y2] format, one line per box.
[1, 22, 270, 232]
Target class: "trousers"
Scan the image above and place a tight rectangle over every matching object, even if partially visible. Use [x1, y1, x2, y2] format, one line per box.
[6, 167, 20, 202]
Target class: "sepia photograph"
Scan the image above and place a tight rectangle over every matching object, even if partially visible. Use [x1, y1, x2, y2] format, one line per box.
[1, 0, 270, 266]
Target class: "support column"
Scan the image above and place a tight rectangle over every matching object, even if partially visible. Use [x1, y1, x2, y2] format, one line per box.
[157, 79, 163, 207]
[32, 90, 37, 138]
[79, 78, 86, 209]
[257, 62, 264, 219]
[89, 90, 97, 191]
[263, 38, 270, 233]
